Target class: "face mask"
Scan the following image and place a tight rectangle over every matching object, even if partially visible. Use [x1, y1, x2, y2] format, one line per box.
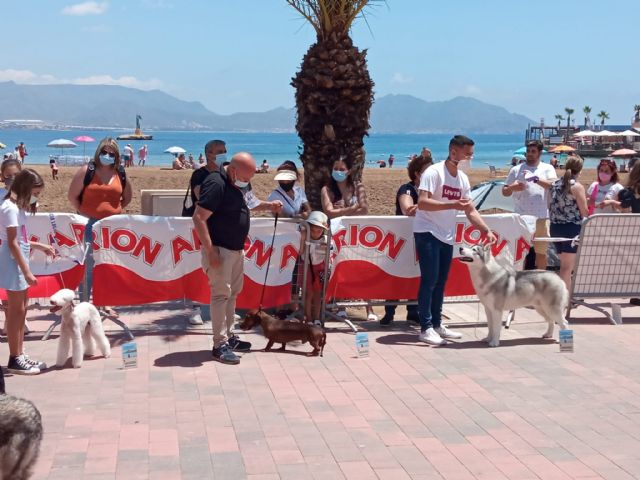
[598, 171, 612, 183]
[215, 154, 227, 163]
[30, 195, 38, 205]
[457, 159, 472, 173]
[100, 154, 115, 165]
[332, 170, 348, 182]
[279, 182, 294, 192]
[235, 180, 249, 189]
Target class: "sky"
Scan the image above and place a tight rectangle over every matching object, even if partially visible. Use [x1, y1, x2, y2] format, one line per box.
[2, 0, 639, 124]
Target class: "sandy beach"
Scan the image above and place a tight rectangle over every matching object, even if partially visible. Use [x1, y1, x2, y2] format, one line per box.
[27, 164, 612, 216]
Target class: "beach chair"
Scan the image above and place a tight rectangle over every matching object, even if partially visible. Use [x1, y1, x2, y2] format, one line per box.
[488, 165, 497, 177]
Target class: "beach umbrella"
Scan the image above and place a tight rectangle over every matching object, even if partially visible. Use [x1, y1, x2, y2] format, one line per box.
[549, 145, 576, 153]
[593, 130, 618, 136]
[164, 146, 186, 155]
[471, 180, 515, 212]
[573, 130, 597, 137]
[619, 130, 640, 137]
[610, 148, 637, 157]
[73, 135, 95, 158]
[47, 138, 77, 157]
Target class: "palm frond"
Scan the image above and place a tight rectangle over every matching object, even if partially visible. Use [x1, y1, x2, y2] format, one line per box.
[286, 0, 385, 37]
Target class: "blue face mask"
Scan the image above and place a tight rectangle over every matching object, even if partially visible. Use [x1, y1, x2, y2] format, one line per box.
[215, 154, 227, 163]
[332, 170, 348, 182]
[100, 154, 115, 165]
[235, 180, 249, 189]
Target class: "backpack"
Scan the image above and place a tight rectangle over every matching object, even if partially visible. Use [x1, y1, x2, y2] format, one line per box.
[78, 161, 127, 204]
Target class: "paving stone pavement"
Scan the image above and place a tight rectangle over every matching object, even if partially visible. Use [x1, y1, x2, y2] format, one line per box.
[2, 300, 640, 479]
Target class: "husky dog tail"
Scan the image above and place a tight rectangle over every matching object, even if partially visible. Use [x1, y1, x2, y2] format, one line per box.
[0, 382, 43, 480]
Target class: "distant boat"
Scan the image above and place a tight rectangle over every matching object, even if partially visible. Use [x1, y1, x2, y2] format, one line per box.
[117, 114, 153, 141]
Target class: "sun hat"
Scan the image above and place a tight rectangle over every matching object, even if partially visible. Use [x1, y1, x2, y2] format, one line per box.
[306, 211, 329, 230]
[274, 170, 297, 182]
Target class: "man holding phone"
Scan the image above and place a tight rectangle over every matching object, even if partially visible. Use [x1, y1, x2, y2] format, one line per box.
[502, 140, 557, 270]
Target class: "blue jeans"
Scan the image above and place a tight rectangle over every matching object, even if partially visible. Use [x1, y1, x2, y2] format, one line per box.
[414, 232, 453, 332]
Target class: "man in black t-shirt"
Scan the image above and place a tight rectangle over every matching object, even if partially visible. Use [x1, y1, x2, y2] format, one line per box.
[187, 140, 227, 325]
[193, 152, 257, 364]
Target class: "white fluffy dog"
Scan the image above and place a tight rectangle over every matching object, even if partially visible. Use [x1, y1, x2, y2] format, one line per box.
[49, 289, 111, 368]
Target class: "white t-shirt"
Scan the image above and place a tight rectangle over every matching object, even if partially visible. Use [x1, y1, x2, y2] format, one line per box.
[587, 182, 624, 214]
[413, 161, 471, 245]
[0, 198, 28, 243]
[267, 185, 308, 218]
[505, 162, 557, 218]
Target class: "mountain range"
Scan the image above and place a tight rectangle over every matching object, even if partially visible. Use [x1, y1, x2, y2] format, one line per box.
[0, 81, 531, 134]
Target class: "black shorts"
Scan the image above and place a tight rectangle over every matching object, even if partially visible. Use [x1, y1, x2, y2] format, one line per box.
[550, 222, 581, 254]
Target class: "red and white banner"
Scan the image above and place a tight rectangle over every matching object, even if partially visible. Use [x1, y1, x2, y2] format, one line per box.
[91, 215, 301, 308]
[0, 213, 87, 300]
[326, 214, 535, 300]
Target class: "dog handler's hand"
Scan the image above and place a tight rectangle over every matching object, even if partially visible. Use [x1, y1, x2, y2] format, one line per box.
[483, 230, 498, 245]
[270, 200, 283, 214]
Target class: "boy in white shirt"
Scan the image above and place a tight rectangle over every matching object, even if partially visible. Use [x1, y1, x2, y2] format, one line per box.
[414, 135, 496, 345]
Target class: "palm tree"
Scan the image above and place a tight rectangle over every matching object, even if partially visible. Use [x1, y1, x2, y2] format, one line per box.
[564, 107, 574, 142]
[286, 0, 378, 208]
[583, 106, 591, 128]
[555, 114, 564, 129]
[598, 110, 610, 128]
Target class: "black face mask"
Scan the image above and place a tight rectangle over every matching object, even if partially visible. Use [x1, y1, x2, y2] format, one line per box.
[279, 182, 294, 192]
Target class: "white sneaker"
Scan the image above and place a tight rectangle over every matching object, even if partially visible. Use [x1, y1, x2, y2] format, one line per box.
[367, 313, 379, 322]
[313, 319, 322, 327]
[419, 328, 445, 345]
[436, 326, 462, 339]
[233, 313, 241, 322]
[189, 312, 204, 325]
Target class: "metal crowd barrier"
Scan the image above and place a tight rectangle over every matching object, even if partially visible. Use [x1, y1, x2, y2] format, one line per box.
[568, 213, 640, 324]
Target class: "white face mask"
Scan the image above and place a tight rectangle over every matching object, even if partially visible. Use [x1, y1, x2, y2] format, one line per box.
[234, 180, 249, 189]
[457, 159, 472, 173]
[100, 154, 115, 165]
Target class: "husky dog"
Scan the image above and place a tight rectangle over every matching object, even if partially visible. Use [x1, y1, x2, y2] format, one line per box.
[0, 369, 43, 480]
[459, 244, 569, 347]
[50, 289, 111, 368]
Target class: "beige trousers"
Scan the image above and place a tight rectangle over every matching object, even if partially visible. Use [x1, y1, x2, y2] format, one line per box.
[201, 247, 244, 348]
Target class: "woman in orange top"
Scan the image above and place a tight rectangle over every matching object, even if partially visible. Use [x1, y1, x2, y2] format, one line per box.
[68, 138, 133, 310]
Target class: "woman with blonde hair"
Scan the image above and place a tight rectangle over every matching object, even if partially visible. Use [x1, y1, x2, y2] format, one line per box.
[68, 138, 132, 313]
[548, 155, 589, 290]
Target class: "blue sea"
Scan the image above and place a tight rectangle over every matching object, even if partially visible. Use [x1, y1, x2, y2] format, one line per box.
[0, 129, 604, 169]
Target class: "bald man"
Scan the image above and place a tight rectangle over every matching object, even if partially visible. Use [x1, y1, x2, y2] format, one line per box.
[192, 152, 258, 364]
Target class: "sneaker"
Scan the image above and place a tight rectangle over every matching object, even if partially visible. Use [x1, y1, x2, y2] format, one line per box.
[7, 355, 40, 375]
[418, 328, 445, 346]
[233, 313, 242, 322]
[336, 308, 348, 319]
[435, 326, 462, 340]
[379, 314, 393, 327]
[188, 311, 204, 325]
[211, 344, 240, 365]
[228, 335, 251, 353]
[367, 313, 379, 322]
[313, 319, 323, 327]
[23, 354, 47, 370]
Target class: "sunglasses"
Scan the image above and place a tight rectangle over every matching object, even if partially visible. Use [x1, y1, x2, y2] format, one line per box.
[100, 150, 116, 158]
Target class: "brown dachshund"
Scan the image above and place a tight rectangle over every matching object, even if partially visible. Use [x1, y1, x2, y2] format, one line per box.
[239, 310, 326, 357]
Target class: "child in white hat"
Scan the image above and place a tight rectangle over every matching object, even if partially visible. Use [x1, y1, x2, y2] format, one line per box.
[302, 211, 330, 326]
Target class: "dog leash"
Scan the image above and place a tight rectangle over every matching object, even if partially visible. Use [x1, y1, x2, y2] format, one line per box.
[257, 213, 279, 313]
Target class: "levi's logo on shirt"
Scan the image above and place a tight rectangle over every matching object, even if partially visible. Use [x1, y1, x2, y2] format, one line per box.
[442, 185, 462, 200]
